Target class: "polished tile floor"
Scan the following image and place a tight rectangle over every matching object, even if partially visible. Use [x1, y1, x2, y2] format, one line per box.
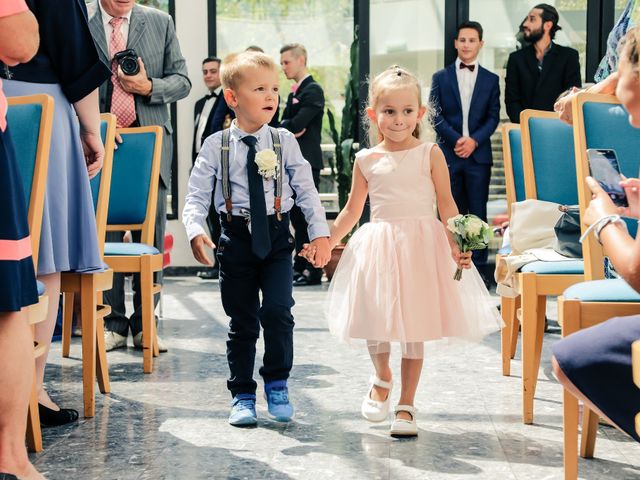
[34, 277, 640, 480]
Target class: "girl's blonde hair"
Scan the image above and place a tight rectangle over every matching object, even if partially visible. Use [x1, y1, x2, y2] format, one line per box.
[620, 26, 640, 74]
[364, 65, 434, 145]
[220, 51, 278, 90]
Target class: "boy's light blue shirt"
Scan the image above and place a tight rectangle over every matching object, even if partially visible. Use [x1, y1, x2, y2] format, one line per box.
[183, 121, 330, 242]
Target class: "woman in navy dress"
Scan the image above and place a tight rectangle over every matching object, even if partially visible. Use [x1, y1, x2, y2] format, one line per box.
[552, 28, 640, 443]
[2, 0, 110, 426]
[0, 2, 46, 479]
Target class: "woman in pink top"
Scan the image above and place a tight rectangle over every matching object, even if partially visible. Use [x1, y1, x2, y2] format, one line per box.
[0, 3, 44, 479]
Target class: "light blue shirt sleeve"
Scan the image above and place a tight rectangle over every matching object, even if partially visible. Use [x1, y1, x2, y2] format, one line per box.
[279, 129, 330, 240]
[182, 133, 221, 241]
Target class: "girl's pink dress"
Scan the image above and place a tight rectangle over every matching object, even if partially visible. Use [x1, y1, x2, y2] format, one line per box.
[326, 143, 502, 352]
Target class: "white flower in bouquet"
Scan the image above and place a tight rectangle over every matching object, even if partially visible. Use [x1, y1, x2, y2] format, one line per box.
[255, 149, 278, 179]
[446, 214, 493, 281]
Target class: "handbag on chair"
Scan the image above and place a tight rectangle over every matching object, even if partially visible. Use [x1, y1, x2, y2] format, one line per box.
[553, 205, 582, 258]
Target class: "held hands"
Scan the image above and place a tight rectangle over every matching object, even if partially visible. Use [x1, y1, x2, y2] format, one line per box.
[80, 130, 105, 179]
[190, 234, 215, 266]
[454, 137, 477, 158]
[451, 243, 473, 270]
[117, 58, 153, 97]
[299, 237, 331, 268]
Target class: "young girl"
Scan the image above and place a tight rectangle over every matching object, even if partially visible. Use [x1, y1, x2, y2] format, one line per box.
[304, 66, 501, 437]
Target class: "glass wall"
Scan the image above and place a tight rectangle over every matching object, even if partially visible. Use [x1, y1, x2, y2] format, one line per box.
[370, 0, 445, 104]
[470, 0, 587, 120]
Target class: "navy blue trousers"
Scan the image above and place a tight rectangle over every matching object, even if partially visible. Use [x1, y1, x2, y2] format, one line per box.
[217, 213, 295, 397]
[448, 158, 492, 266]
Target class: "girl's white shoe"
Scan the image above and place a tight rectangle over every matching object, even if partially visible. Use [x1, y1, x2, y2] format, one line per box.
[390, 405, 418, 437]
[361, 375, 393, 422]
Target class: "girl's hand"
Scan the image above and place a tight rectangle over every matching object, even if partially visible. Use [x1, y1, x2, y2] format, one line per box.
[298, 243, 316, 263]
[584, 176, 622, 226]
[451, 244, 472, 269]
[620, 177, 640, 219]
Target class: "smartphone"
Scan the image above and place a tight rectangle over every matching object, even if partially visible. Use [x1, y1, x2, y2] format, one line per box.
[586, 148, 628, 207]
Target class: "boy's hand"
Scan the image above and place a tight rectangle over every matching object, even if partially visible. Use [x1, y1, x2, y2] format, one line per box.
[309, 237, 331, 268]
[190, 234, 215, 266]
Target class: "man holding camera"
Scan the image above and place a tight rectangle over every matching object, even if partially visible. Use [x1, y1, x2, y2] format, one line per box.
[87, 0, 191, 351]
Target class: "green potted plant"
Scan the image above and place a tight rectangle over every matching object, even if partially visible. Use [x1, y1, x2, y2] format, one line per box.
[324, 27, 360, 280]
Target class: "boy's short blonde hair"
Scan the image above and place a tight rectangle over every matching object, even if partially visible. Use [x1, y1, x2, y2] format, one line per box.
[220, 51, 278, 90]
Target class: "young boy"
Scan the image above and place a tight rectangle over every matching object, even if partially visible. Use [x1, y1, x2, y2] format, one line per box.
[183, 51, 331, 427]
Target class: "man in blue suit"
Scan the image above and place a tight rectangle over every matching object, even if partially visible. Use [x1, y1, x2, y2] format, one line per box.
[430, 21, 500, 284]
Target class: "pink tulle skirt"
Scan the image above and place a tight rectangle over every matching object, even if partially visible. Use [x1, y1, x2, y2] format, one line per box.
[325, 216, 502, 358]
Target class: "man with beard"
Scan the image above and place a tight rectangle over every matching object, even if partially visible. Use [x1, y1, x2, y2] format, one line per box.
[505, 4, 581, 123]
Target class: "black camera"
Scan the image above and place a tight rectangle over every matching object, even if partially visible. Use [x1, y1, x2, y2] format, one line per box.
[113, 49, 140, 76]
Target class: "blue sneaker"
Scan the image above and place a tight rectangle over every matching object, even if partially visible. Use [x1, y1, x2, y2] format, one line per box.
[228, 393, 257, 426]
[264, 380, 294, 422]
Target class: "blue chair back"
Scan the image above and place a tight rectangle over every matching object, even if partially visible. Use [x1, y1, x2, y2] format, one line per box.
[527, 116, 577, 205]
[582, 101, 640, 237]
[107, 130, 159, 226]
[6, 103, 42, 205]
[509, 129, 526, 203]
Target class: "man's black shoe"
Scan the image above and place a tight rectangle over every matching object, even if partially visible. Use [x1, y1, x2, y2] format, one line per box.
[197, 268, 219, 280]
[293, 273, 322, 286]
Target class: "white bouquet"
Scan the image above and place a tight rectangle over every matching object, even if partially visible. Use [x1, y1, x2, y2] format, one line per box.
[446, 214, 493, 281]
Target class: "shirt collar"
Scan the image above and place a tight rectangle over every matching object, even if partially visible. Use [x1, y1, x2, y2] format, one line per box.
[230, 121, 270, 147]
[99, 1, 133, 28]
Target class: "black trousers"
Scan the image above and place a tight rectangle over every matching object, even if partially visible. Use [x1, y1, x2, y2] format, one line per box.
[291, 167, 322, 276]
[448, 159, 491, 266]
[217, 213, 296, 397]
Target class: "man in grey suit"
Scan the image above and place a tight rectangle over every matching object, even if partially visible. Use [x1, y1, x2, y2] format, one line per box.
[87, 0, 191, 351]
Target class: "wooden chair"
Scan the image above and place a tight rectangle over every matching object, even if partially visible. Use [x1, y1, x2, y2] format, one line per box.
[103, 126, 163, 374]
[633, 339, 640, 436]
[7, 94, 54, 452]
[60, 113, 116, 418]
[499, 123, 525, 376]
[559, 92, 640, 479]
[517, 110, 585, 425]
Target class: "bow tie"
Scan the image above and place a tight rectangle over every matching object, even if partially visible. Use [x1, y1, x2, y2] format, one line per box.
[459, 62, 475, 72]
[205, 92, 218, 100]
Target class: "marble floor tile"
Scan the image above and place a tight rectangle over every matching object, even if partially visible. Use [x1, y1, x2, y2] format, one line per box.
[29, 278, 639, 480]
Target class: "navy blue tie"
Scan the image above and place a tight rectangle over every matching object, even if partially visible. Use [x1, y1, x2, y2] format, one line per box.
[242, 135, 271, 259]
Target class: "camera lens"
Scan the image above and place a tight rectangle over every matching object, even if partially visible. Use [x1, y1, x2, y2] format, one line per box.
[121, 57, 139, 76]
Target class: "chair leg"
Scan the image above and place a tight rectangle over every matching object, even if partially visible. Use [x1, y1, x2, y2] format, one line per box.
[61, 291, 74, 358]
[521, 274, 544, 424]
[580, 407, 599, 458]
[510, 296, 521, 359]
[140, 256, 154, 374]
[563, 388, 579, 480]
[501, 295, 517, 376]
[152, 315, 159, 358]
[80, 275, 97, 418]
[25, 367, 42, 453]
[96, 317, 110, 394]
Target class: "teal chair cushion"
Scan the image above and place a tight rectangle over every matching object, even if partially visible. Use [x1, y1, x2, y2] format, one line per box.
[36, 280, 45, 296]
[520, 260, 584, 275]
[527, 116, 577, 205]
[6, 104, 42, 205]
[509, 129, 526, 202]
[564, 278, 640, 302]
[104, 242, 159, 256]
[107, 131, 156, 225]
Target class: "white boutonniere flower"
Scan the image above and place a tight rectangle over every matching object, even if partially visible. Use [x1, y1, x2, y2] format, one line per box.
[254, 149, 279, 179]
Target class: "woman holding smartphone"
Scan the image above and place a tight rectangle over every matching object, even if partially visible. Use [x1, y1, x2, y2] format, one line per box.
[552, 27, 640, 443]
